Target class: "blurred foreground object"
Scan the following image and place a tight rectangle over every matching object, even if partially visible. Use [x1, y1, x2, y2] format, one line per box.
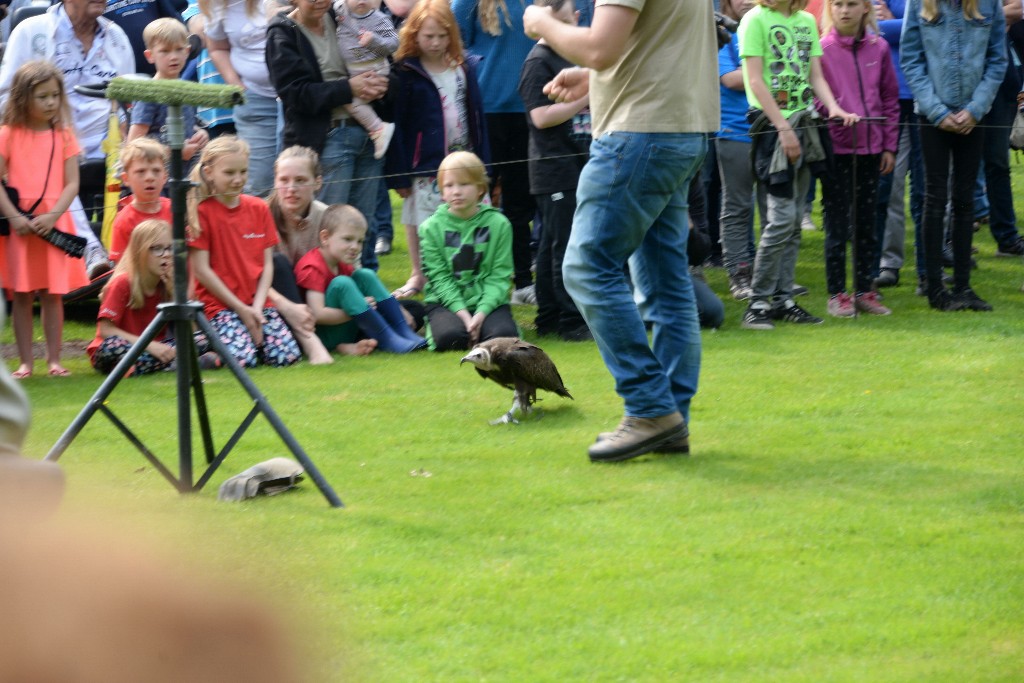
[0, 514, 302, 683]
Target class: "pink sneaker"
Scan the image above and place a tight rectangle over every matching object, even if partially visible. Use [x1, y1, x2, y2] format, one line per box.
[827, 292, 855, 318]
[855, 291, 892, 316]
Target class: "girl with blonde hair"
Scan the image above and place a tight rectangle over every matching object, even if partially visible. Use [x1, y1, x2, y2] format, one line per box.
[88, 220, 220, 375]
[187, 136, 301, 367]
[900, 0, 1006, 311]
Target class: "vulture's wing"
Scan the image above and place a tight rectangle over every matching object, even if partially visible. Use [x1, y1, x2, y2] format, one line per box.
[504, 341, 572, 398]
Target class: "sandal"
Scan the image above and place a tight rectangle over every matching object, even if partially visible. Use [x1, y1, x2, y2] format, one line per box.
[47, 366, 71, 377]
[11, 368, 32, 380]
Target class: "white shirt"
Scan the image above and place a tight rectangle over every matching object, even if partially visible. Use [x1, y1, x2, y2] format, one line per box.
[0, 4, 134, 158]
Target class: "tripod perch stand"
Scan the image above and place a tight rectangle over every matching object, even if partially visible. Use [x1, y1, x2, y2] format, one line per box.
[46, 78, 343, 508]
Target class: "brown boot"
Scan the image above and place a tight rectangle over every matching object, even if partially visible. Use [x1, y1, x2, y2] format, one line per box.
[588, 412, 687, 463]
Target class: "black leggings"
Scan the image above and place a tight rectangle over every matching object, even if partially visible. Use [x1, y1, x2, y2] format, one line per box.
[823, 153, 881, 295]
[487, 114, 536, 290]
[425, 303, 517, 351]
[918, 117, 983, 294]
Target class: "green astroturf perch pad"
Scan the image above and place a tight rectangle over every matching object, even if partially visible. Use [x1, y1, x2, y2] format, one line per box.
[105, 77, 246, 108]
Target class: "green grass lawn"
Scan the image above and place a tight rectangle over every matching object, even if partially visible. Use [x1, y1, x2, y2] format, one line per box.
[4, 188, 1024, 681]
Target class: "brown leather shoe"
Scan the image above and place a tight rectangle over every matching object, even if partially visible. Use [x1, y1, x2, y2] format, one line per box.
[588, 412, 687, 463]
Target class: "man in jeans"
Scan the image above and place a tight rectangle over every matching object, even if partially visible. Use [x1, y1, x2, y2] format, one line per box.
[524, 0, 719, 463]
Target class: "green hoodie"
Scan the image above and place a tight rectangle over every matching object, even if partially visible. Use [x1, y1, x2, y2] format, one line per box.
[419, 203, 513, 316]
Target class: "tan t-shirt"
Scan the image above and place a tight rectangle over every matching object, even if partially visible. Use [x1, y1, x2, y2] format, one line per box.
[590, 0, 720, 137]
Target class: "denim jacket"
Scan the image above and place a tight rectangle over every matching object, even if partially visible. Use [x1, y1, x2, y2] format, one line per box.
[900, 0, 1007, 124]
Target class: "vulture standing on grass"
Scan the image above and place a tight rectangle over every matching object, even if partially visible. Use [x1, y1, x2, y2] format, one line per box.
[460, 337, 573, 424]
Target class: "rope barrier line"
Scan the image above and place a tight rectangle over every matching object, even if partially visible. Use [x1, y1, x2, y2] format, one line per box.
[1, 116, 1019, 223]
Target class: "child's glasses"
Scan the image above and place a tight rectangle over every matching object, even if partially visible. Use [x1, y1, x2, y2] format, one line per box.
[149, 245, 173, 256]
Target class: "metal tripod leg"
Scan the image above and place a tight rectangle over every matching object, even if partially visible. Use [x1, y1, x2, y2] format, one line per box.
[45, 301, 343, 507]
[190, 312, 343, 507]
[45, 96, 341, 507]
[45, 310, 171, 463]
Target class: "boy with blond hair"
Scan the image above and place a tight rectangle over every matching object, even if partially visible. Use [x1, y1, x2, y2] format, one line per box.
[128, 18, 209, 170]
[109, 138, 173, 263]
[419, 151, 517, 351]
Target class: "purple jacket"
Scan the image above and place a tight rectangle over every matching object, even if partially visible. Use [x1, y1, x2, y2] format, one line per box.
[819, 29, 900, 155]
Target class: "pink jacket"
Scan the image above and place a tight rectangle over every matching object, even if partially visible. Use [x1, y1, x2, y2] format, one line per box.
[819, 29, 900, 155]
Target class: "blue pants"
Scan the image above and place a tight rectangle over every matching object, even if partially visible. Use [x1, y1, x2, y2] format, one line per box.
[564, 131, 706, 420]
[233, 92, 282, 198]
[318, 122, 384, 271]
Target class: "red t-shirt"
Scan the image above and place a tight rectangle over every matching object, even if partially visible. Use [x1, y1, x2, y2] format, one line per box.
[187, 195, 279, 317]
[109, 198, 173, 262]
[294, 248, 355, 296]
[86, 273, 166, 360]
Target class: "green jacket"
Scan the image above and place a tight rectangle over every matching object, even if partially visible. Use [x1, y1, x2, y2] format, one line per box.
[419, 203, 513, 316]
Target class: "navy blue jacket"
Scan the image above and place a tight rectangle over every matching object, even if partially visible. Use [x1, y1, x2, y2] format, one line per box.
[385, 55, 489, 190]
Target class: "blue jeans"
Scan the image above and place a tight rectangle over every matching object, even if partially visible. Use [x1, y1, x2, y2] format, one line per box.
[318, 122, 384, 270]
[233, 93, 282, 198]
[374, 180, 394, 242]
[564, 132, 706, 421]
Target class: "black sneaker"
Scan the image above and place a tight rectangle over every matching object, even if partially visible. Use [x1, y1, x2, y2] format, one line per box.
[928, 288, 966, 312]
[873, 268, 900, 288]
[792, 283, 809, 296]
[952, 286, 993, 311]
[741, 305, 774, 330]
[921, 273, 953, 295]
[770, 302, 823, 325]
[995, 237, 1024, 257]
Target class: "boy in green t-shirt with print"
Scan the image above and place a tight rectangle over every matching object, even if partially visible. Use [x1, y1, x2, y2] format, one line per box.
[738, 0, 857, 330]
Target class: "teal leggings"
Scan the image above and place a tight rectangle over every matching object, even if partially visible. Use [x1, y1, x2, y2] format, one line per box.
[317, 269, 391, 349]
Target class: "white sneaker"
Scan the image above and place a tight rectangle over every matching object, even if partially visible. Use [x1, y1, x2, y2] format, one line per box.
[800, 212, 817, 231]
[372, 122, 395, 160]
[374, 236, 392, 255]
[85, 244, 112, 280]
[511, 284, 537, 305]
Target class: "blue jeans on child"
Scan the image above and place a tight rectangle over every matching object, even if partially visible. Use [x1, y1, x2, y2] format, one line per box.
[563, 131, 706, 421]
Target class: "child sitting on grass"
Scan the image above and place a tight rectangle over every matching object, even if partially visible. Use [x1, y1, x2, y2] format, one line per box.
[294, 204, 426, 355]
[109, 138, 172, 263]
[419, 151, 516, 351]
[88, 219, 218, 375]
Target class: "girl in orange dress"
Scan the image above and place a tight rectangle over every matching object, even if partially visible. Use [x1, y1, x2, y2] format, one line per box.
[0, 61, 88, 378]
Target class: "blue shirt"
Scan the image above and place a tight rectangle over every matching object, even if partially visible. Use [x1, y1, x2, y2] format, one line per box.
[452, 0, 535, 113]
[718, 33, 751, 142]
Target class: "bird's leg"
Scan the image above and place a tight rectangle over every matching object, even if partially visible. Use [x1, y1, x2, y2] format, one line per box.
[489, 395, 523, 426]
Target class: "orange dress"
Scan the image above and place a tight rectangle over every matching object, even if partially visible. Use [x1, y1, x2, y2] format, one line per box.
[0, 125, 88, 294]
